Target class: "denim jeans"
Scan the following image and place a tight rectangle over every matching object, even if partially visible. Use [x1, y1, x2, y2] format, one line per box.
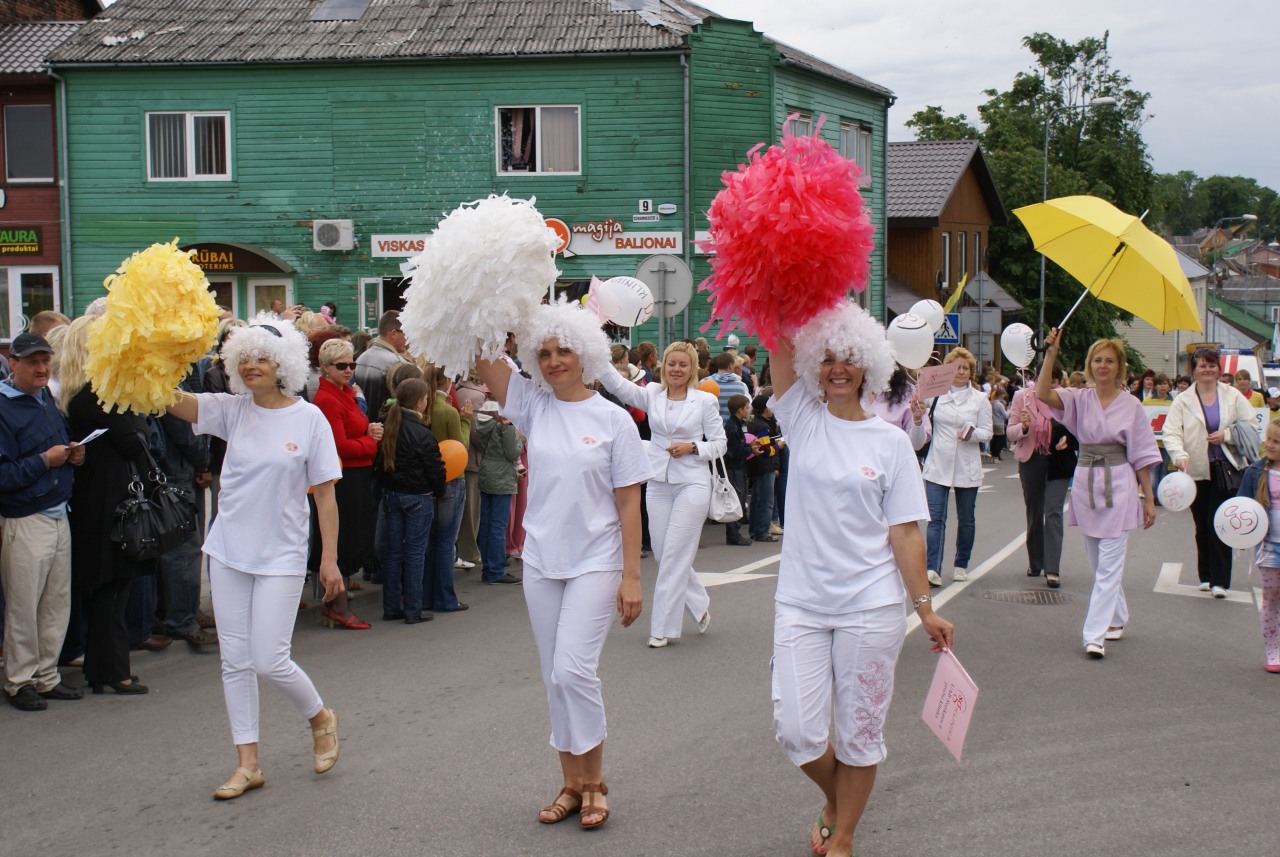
[724, 466, 748, 539]
[382, 489, 433, 618]
[125, 575, 157, 646]
[157, 489, 203, 635]
[749, 471, 776, 538]
[479, 491, 513, 581]
[423, 477, 465, 610]
[925, 480, 978, 573]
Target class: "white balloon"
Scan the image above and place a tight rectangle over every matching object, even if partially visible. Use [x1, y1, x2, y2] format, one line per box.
[1000, 323, 1036, 369]
[596, 276, 655, 327]
[1156, 471, 1196, 512]
[887, 313, 935, 370]
[910, 299, 945, 333]
[1213, 497, 1269, 549]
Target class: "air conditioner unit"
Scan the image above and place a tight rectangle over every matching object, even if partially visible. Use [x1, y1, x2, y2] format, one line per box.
[1271, 306, 1280, 324]
[313, 219, 354, 251]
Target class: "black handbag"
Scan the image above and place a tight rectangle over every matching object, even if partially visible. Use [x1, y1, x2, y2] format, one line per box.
[1209, 458, 1243, 497]
[110, 445, 197, 561]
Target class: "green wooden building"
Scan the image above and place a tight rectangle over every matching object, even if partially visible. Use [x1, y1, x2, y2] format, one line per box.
[50, 0, 893, 348]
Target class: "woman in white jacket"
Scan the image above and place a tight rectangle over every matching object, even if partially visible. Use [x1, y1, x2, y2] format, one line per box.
[1161, 346, 1256, 596]
[921, 347, 993, 586]
[598, 340, 728, 648]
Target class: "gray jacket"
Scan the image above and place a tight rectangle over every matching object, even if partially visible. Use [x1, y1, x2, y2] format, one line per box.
[474, 417, 523, 495]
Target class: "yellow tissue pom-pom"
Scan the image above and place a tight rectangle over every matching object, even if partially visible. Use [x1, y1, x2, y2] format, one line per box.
[85, 238, 220, 414]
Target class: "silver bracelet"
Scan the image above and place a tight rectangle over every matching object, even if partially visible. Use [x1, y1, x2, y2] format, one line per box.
[912, 593, 932, 610]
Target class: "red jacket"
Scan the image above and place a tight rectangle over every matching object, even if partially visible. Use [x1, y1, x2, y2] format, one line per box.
[312, 377, 377, 468]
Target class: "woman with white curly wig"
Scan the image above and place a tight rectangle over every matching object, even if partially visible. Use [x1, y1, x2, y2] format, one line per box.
[167, 313, 343, 800]
[475, 299, 651, 831]
[767, 301, 952, 857]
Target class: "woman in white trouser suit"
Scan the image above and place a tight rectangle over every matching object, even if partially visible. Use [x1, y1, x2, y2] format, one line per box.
[598, 341, 727, 648]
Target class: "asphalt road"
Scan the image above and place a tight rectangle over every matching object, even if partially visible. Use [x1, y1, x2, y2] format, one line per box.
[3, 457, 1276, 857]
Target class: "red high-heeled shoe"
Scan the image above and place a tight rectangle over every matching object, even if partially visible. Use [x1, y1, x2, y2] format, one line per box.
[320, 606, 370, 630]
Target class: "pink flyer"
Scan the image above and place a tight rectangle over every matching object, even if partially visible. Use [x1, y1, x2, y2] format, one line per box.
[921, 648, 979, 762]
[915, 362, 961, 400]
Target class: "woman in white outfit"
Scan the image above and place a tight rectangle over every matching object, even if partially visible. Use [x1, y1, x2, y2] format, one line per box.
[767, 302, 953, 857]
[921, 347, 993, 586]
[476, 300, 651, 831]
[598, 340, 727, 648]
[167, 315, 343, 800]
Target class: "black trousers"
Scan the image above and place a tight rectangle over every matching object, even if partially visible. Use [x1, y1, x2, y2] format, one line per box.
[1191, 477, 1234, 589]
[335, 465, 375, 579]
[1018, 454, 1049, 574]
[83, 576, 134, 685]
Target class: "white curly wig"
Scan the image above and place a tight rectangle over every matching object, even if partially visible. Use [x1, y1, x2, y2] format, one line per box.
[793, 300, 896, 399]
[221, 311, 311, 395]
[517, 298, 612, 390]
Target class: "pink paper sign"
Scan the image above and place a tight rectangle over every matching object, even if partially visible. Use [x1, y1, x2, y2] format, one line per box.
[921, 648, 979, 762]
[915, 362, 962, 401]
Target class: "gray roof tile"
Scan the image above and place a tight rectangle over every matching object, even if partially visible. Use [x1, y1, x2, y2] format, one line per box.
[886, 139, 982, 221]
[0, 21, 84, 75]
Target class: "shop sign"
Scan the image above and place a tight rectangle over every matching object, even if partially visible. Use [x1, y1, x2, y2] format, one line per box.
[568, 217, 682, 256]
[0, 227, 40, 255]
[371, 234, 430, 258]
[181, 242, 292, 274]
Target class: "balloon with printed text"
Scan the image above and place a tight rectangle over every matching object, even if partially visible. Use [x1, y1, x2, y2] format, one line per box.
[1213, 497, 1267, 549]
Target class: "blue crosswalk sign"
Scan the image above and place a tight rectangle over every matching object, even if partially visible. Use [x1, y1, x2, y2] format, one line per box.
[935, 313, 960, 344]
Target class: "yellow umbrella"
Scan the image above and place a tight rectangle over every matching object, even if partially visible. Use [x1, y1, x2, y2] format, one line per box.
[1013, 195, 1202, 334]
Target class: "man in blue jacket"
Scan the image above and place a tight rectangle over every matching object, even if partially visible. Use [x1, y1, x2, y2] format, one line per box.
[0, 333, 84, 711]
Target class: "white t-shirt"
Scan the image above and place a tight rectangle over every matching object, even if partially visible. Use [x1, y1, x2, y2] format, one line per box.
[501, 373, 652, 579]
[769, 384, 930, 614]
[195, 393, 342, 575]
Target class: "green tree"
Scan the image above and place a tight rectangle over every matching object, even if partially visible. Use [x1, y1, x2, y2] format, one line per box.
[903, 105, 979, 141]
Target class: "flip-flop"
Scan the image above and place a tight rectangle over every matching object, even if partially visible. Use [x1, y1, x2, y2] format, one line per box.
[811, 811, 833, 856]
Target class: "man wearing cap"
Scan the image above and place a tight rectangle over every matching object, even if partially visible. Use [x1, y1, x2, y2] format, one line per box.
[0, 333, 85, 711]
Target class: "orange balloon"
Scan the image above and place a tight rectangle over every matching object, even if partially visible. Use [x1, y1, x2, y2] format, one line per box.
[697, 378, 720, 397]
[438, 439, 468, 482]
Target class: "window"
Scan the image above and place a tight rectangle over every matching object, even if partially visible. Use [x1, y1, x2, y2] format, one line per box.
[4, 105, 55, 182]
[496, 106, 580, 174]
[146, 111, 230, 181]
[2, 267, 59, 341]
[785, 112, 812, 137]
[958, 232, 967, 280]
[941, 232, 951, 289]
[973, 232, 982, 274]
[839, 121, 873, 181]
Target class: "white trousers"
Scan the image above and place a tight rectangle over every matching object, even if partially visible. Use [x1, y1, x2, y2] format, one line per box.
[1, 514, 71, 695]
[646, 479, 711, 639]
[772, 601, 906, 767]
[209, 560, 324, 745]
[1081, 534, 1129, 647]
[523, 563, 620, 755]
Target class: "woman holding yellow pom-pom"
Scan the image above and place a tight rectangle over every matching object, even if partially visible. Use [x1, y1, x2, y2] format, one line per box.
[168, 315, 344, 800]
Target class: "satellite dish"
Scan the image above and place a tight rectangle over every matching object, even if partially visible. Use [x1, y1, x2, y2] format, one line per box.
[635, 254, 693, 318]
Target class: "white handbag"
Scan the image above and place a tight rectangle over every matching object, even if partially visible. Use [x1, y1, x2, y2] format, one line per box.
[707, 454, 743, 523]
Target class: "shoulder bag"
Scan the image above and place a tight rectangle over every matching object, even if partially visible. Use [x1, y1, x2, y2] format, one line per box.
[1196, 389, 1243, 496]
[707, 453, 744, 523]
[111, 442, 198, 561]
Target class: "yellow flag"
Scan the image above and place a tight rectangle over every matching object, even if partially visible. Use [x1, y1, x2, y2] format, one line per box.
[943, 272, 970, 313]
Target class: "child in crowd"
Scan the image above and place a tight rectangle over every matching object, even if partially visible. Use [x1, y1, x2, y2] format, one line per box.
[1237, 420, 1280, 673]
[746, 395, 781, 542]
[723, 394, 755, 546]
[1143, 373, 1174, 503]
[473, 400, 525, 585]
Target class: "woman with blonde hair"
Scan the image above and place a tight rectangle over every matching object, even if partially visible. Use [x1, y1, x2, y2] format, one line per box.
[921, 347, 992, 586]
[598, 339, 727, 648]
[1036, 331, 1159, 657]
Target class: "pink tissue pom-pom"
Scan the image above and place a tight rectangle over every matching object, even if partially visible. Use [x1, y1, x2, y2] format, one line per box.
[699, 118, 875, 349]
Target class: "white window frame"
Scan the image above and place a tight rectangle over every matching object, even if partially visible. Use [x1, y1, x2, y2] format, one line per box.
[145, 111, 232, 182]
[973, 232, 982, 274]
[785, 111, 813, 137]
[247, 278, 292, 317]
[2, 265, 60, 342]
[3, 104, 55, 184]
[495, 105, 582, 176]
[205, 277, 237, 320]
[839, 120, 873, 182]
[941, 232, 951, 289]
[958, 232, 967, 280]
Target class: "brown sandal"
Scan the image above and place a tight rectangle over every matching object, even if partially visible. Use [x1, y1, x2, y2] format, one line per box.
[538, 786, 581, 824]
[580, 782, 609, 830]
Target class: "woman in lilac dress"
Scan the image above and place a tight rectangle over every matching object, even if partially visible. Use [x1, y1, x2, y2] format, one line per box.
[867, 366, 931, 452]
[1036, 330, 1160, 658]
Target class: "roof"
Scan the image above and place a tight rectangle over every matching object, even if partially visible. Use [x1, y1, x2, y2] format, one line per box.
[48, 0, 890, 99]
[886, 140, 1007, 226]
[0, 21, 84, 75]
[886, 271, 1022, 317]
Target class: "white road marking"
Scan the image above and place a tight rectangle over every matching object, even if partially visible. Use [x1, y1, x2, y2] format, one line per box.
[1153, 561, 1258, 606]
[906, 531, 1029, 636]
[698, 552, 780, 587]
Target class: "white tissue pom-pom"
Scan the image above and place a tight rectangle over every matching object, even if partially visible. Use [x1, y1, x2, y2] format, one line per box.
[400, 194, 559, 374]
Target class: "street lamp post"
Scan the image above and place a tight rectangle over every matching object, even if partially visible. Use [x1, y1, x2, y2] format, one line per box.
[1037, 96, 1117, 345]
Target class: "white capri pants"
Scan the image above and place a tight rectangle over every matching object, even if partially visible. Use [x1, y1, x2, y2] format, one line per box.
[523, 563, 621, 755]
[1081, 534, 1129, 647]
[646, 478, 711, 639]
[210, 560, 325, 745]
[772, 601, 906, 767]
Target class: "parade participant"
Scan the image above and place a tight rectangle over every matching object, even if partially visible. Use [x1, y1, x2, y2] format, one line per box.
[1162, 347, 1255, 597]
[598, 340, 727, 648]
[475, 299, 650, 830]
[1036, 330, 1160, 658]
[866, 365, 931, 451]
[166, 315, 343, 799]
[766, 302, 951, 857]
[312, 338, 379, 627]
[1008, 363, 1065, 582]
[1236, 420, 1280, 672]
[422, 363, 472, 613]
[921, 347, 992, 586]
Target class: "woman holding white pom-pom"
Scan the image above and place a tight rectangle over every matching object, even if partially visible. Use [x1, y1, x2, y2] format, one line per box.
[475, 300, 651, 831]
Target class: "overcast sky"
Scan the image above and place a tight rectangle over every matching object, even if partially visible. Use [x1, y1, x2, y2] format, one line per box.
[700, 0, 1279, 195]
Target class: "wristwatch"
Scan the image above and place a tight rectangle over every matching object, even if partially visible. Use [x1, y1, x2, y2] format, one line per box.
[690, 442, 699, 456]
